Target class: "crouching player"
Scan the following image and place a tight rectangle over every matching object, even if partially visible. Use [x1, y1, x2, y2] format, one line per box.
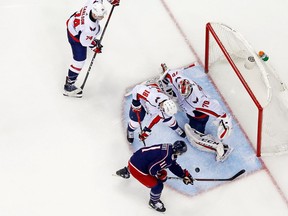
[126, 83, 186, 143]
[116, 141, 193, 212]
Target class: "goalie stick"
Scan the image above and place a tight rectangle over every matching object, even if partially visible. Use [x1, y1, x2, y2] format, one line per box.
[124, 62, 199, 97]
[167, 169, 245, 182]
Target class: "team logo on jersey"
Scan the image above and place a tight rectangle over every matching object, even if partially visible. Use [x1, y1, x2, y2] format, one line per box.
[155, 97, 161, 104]
[90, 26, 96, 31]
[192, 97, 199, 103]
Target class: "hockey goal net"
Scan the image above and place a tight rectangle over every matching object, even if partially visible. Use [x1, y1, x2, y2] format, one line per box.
[205, 22, 288, 156]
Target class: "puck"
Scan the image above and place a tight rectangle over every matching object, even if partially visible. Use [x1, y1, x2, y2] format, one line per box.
[195, 167, 200, 173]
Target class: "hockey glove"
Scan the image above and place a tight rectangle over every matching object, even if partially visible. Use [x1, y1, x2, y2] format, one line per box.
[90, 39, 103, 53]
[182, 169, 194, 185]
[156, 170, 167, 182]
[139, 127, 151, 141]
[108, 0, 120, 6]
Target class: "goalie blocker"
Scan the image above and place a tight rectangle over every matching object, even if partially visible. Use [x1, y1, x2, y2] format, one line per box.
[184, 124, 233, 162]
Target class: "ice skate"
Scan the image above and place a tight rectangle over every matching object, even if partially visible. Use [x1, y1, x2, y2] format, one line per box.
[116, 167, 130, 179]
[175, 126, 186, 138]
[63, 76, 83, 98]
[216, 144, 233, 162]
[149, 200, 166, 212]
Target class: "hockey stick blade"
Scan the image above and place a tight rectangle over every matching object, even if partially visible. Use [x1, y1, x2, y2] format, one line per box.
[167, 169, 246, 182]
[194, 169, 245, 182]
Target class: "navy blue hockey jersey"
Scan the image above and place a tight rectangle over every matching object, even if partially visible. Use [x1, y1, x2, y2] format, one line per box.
[129, 143, 185, 177]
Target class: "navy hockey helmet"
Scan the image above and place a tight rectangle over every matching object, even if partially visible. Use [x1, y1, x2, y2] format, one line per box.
[172, 140, 187, 155]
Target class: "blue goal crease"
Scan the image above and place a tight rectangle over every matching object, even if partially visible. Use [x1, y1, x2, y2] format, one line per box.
[122, 65, 262, 197]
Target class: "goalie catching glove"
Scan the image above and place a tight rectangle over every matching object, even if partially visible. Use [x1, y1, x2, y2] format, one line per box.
[182, 169, 193, 185]
[217, 113, 232, 140]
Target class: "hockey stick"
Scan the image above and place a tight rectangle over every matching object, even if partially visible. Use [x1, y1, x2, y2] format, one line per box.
[136, 111, 146, 146]
[124, 62, 198, 97]
[80, 5, 116, 90]
[167, 169, 245, 182]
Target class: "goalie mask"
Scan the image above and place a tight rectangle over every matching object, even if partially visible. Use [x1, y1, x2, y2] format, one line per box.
[178, 79, 192, 98]
[172, 140, 187, 155]
[160, 99, 177, 116]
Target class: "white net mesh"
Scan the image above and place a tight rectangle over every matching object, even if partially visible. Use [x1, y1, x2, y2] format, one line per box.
[206, 22, 288, 156]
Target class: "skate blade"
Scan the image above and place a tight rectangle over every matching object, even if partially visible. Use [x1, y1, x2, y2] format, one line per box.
[218, 147, 233, 162]
[148, 205, 166, 213]
[63, 91, 83, 98]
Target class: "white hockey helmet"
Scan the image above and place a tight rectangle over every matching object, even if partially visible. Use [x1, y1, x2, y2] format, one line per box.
[91, 2, 107, 18]
[178, 79, 192, 98]
[160, 99, 177, 116]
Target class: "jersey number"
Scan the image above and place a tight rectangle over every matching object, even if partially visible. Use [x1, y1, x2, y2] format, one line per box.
[73, 12, 81, 28]
[202, 100, 210, 108]
[142, 90, 150, 98]
[73, 8, 84, 28]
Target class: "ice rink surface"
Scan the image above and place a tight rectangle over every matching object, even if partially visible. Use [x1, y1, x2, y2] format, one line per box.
[0, 0, 287, 215]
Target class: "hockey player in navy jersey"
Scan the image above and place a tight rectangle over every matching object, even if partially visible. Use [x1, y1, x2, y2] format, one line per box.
[159, 63, 233, 162]
[64, 0, 120, 98]
[116, 141, 193, 212]
[126, 83, 186, 143]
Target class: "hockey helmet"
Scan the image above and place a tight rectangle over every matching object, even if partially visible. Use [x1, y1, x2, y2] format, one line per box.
[160, 99, 177, 116]
[178, 79, 192, 98]
[91, 2, 107, 18]
[172, 140, 187, 155]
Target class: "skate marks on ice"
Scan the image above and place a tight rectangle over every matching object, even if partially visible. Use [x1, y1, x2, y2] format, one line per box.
[121, 65, 262, 197]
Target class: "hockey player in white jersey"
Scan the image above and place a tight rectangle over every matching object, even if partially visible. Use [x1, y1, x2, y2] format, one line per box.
[159, 63, 233, 162]
[64, 0, 120, 98]
[126, 83, 186, 144]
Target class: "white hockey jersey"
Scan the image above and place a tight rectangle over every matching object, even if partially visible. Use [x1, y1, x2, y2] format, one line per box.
[66, 0, 103, 47]
[164, 68, 226, 118]
[131, 84, 174, 128]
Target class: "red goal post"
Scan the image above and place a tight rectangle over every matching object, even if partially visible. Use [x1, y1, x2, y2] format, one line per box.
[204, 22, 288, 157]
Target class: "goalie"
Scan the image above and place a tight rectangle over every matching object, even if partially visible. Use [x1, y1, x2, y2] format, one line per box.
[159, 63, 233, 162]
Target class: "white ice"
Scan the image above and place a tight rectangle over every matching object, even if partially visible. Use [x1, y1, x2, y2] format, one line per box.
[0, 0, 287, 215]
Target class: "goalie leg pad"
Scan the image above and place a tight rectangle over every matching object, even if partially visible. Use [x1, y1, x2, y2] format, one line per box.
[185, 124, 219, 153]
[184, 124, 233, 162]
